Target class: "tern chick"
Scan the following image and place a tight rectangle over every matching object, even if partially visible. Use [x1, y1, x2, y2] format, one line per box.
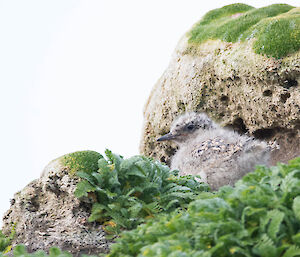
[157, 112, 272, 190]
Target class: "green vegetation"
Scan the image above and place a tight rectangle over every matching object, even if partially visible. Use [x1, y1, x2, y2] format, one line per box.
[252, 8, 300, 58]
[0, 245, 95, 257]
[0, 231, 12, 254]
[108, 157, 300, 257]
[5, 148, 300, 256]
[0, 224, 15, 254]
[61, 150, 103, 175]
[188, 3, 300, 58]
[74, 150, 208, 234]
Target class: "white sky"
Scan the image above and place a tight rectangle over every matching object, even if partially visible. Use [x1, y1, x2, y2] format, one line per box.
[0, 0, 299, 226]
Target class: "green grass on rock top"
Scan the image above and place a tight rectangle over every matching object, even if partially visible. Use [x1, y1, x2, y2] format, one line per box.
[188, 3, 300, 58]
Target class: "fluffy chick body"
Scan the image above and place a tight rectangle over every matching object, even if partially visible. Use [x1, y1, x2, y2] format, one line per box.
[158, 112, 271, 190]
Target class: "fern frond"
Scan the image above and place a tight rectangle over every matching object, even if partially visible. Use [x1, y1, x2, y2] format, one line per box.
[282, 246, 300, 257]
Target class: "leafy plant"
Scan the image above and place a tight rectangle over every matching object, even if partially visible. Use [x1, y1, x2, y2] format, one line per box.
[74, 150, 208, 234]
[108, 157, 300, 257]
[0, 245, 95, 257]
[0, 225, 15, 254]
[0, 231, 11, 253]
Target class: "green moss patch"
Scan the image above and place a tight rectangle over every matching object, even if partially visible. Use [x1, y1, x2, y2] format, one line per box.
[61, 150, 103, 175]
[188, 3, 299, 58]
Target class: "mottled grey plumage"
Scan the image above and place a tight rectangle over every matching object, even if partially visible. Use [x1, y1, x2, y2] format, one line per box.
[157, 112, 273, 190]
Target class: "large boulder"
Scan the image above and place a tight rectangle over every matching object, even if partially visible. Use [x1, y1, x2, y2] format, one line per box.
[1, 151, 112, 256]
[140, 3, 300, 166]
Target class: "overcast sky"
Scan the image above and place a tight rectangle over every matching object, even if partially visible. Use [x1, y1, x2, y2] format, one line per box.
[0, 0, 299, 226]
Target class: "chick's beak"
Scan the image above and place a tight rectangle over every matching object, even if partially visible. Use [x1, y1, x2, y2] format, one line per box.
[157, 132, 177, 142]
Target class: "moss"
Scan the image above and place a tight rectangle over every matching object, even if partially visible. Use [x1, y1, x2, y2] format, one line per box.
[252, 8, 300, 58]
[197, 3, 254, 26]
[61, 150, 103, 175]
[188, 3, 299, 58]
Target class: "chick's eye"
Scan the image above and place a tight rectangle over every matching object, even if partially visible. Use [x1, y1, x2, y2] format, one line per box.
[186, 124, 195, 131]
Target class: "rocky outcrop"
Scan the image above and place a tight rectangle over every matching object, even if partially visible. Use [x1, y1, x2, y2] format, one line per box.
[1, 151, 111, 256]
[140, 4, 300, 166]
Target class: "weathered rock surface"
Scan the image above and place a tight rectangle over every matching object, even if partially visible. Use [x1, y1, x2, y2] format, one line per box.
[2, 152, 112, 256]
[140, 6, 300, 166]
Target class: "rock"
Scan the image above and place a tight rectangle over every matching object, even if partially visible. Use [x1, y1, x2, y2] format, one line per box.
[140, 4, 300, 166]
[1, 151, 112, 256]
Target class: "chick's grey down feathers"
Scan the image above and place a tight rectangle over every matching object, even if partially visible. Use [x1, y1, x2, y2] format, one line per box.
[157, 112, 272, 190]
